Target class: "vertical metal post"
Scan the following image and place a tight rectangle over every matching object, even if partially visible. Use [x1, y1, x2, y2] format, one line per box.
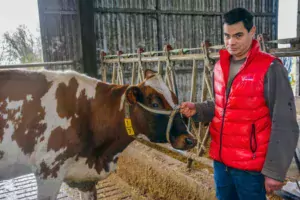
[197, 41, 214, 157]
[164, 44, 178, 96]
[131, 62, 137, 85]
[117, 51, 124, 85]
[100, 51, 107, 82]
[188, 59, 198, 132]
[157, 61, 163, 75]
[112, 63, 117, 84]
[137, 48, 145, 82]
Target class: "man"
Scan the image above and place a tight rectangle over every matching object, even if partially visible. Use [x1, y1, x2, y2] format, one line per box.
[180, 7, 299, 200]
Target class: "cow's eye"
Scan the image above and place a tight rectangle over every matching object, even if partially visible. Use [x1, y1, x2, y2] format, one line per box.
[152, 103, 159, 108]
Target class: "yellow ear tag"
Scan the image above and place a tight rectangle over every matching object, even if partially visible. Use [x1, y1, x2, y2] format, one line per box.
[124, 118, 135, 136]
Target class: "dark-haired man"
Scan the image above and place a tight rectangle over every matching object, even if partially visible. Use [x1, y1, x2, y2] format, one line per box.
[180, 7, 299, 200]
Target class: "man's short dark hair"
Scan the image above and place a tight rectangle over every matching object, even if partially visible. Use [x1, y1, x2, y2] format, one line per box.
[223, 8, 254, 32]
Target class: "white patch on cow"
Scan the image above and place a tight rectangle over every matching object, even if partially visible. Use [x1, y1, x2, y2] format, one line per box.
[33, 153, 75, 199]
[36, 174, 66, 200]
[144, 75, 176, 108]
[14, 112, 21, 121]
[25, 129, 29, 135]
[119, 93, 126, 111]
[5, 98, 23, 122]
[0, 118, 31, 180]
[26, 94, 33, 102]
[6, 98, 23, 111]
[65, 154, 120, 182]
[0, 97, 27, 173]
[2, 113, 7, 120]
[39, 81, 72, 130]
[43, 148, 67, 168]
[40, 69, 98, 99]
[75, 76, 98, 99]
[32, 80, 73, 178]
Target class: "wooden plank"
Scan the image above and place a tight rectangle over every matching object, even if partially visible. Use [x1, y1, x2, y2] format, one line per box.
[295, 96, 300, 114]
[78, 0, 97, 77]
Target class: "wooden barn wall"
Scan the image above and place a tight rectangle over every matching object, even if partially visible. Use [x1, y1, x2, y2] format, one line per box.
[38, 0, 279, 102]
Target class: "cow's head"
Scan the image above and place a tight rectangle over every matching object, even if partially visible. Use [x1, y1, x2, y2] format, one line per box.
[122, 69, 197, 150]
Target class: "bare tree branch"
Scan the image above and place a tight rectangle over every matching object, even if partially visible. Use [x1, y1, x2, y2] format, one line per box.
[0, 24, 42, 64]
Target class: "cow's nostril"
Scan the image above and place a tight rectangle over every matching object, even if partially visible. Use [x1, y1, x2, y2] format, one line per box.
[185, 138, 194, 146]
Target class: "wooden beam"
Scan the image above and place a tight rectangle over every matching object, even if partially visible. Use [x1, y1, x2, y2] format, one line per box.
[294, 96, 300, 114]
[298, 0, 300, 37]
[155, 0, 162, 50]
[267, 37, 300, 44]
[43, 10, 78, 15]
[78, 0, 97, 78]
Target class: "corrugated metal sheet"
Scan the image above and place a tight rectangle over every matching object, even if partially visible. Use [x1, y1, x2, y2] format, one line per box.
[38, 0, 82, 71]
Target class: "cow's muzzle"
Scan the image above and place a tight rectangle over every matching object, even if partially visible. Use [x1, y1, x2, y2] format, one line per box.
[136, 102, 180, 143]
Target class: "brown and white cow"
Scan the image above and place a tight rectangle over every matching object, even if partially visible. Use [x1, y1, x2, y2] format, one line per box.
[0, 68, 196, 200]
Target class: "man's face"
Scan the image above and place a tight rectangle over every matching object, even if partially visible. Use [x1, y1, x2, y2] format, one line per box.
[223, 21, 256, 59]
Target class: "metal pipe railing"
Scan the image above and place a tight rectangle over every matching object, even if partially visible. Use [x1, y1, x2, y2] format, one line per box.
[0, 60, 76, 69]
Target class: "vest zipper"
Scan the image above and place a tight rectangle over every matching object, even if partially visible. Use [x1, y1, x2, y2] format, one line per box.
[219, 58, 248, 163]
[219, 99, 228, 163]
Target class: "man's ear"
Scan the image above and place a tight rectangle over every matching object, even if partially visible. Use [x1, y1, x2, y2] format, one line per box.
[250, 26, 256, 38]
[125, 86, 143, 104]
[144, 69, 157, 80]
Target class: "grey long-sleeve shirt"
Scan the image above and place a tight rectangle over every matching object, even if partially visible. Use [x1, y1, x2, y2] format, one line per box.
[192, 59, 299, 182]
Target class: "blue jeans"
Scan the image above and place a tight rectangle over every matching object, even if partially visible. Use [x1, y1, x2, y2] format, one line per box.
[214, 160, 266, 200]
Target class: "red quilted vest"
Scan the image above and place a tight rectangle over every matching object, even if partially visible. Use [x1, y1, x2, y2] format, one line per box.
[209, 40, 277, 171]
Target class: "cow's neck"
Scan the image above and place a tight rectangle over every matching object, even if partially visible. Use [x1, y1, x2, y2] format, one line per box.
[80, 83, 135, 173]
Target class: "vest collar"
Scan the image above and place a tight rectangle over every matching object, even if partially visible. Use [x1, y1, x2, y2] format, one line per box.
[219, 39, 261, 84]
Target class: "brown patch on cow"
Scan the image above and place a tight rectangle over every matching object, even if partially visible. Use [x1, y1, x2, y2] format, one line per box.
[0, 70, 50, 154]
[48, 126, 78, 152]
[39, 161, 60, 179]
[39, 161, 51, 179]
[65, 181, 97, 193]
[41, 80, 147, 179]
[78, 83, 134, 173]
[141, 85, 175, 109]
[56, 77, 78, 119]
[40, 136, 45, 142]
[125, 86, 143, 105]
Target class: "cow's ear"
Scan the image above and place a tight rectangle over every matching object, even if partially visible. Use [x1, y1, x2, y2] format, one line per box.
[125, 86, 143, 104]
[144, 69, 157, 79]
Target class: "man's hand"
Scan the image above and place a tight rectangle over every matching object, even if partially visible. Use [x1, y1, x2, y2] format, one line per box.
[264, 176, 284, 194]
[180, 102, 196, 118]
